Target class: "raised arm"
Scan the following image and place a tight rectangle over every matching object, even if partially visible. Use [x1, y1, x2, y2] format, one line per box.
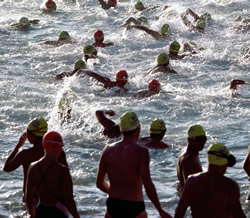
[81, 70, 111, 85]
[95, 110, 116, 128]
[130, 25, 161, 39]
[243, 145, 250, 180]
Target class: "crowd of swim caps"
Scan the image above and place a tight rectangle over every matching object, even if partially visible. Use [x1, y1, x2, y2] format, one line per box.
[28, 111, 236, 168]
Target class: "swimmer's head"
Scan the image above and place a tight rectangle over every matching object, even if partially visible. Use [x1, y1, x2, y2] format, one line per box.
[135, 1, 145, 11]
[196, 18, 206, 29]
[138, 16, 148, 25]
[148, 79, 161, 92]
[43, 131, 63, 152]
[207, 143, 236, 167]
[116, 70, 128, 84]
[108, 0, 117, 7]
[74, 59, 86, 70]
[157, 53, 169, 65]
[120, 111, 140, 132]
[169, 41, 181, 54]
[19, 17, 30, 27]
[59, 31, 70, 40]
[83, 45, 97, 57]
[150, 119, 166, 134]
[27, 117, 48, 137]
[45, 0, 56, 9]
[94, 30, 104, 42]
[160, 24, 170, 35]
[188, 124, 206, 138]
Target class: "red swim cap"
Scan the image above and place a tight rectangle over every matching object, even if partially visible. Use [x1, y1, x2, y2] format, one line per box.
[108, 0, 117, 7]
[116, 70, 128, 84]
[148, 79, 161, 92]
[45, 0, 56, 9]
[94, 30, 104, 41]
[43, 131, 63, 152]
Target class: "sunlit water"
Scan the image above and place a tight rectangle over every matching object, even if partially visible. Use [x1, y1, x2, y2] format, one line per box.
[0, 0, 249, 217]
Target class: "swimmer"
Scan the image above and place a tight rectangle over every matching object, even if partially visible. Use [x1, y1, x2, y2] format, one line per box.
[176, 124, 207, 192]
[11, 17, 40, 30]
[25, 131, 80, 218]
[139, 118, 170, 149]
[147, 53, 177, 74]
[134, 1, 159, 12]
[83, 45, 98, 62]
[175, 143, 246, 218]
[80, 69, 129, 92]
[43, 31, 73, 46]
[92, 30, 114, 48]
[134, 79, 161, 98]
[3, 118, 68, 202]
[98, 0, 117, 10]
[41, 0, 56, 13]
[126, 23, 170, 41]
[95, 109, 121, 138]
[96, 111, 172, 218]
[230, 79, 250, 90]
[168, 41, 188, 60]
[181, 8, 211, 33]
[55, 59, 87, 80]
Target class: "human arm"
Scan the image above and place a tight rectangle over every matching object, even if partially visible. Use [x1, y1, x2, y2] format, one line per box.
[97, 0, 111, 9]
[96, 150, 110, 194]
[130, 25, 162, 39]
[174, 179, 190, 218]
[30, 20, 40, 24]
[140, 149, 172, 217]
[186, 8, 200, 21]
[243, 145, 250, 180]
[62, 168, 80, 218]
[230, 80, 246, 89]
[121, 17, 141, 27]
[96, 110, 116, 128]
[81, 70, 111, 86]
[3, 132, 27, 172]
[25, 164, 36, 218]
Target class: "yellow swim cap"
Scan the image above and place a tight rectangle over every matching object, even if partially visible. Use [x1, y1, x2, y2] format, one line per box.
[157, 53, 169, 65]
[161, 24, 170, 35]
[196, 18, 206, 29]
[188, 124, 206, 137]
[27, 117, 48, 137]
[83, 45, 97, 56]
[120, 112, 140, 132]
[207, 143, 236, 167]
[169, 41, 181, 54]
[74, 59, 86, 70]
[138, 16, 148, 25]
[150, 119, 166, 134]
[135, 1, 144, 11]
[59, 31, 70, 40]
[19, 17, 30, 27]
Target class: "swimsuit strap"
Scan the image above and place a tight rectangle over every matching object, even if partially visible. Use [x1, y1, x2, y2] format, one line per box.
[37, 161, 60, 201]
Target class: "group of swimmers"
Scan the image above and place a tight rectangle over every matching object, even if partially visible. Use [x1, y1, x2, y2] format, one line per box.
[5, 0, 250, 217]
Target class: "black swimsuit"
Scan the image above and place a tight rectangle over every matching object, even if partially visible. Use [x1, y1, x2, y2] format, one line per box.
[36, 162, 67, 218]
[106, 197, 145, 218]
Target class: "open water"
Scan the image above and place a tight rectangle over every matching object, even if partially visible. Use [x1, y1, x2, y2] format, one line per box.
[0, 0, 249, 217]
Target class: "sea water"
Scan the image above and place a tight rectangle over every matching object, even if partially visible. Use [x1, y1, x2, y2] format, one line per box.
[0, 0, 249, 217]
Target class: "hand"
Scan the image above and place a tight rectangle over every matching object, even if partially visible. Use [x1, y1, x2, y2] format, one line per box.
[16, 132, 27, 149]
[159, 210, 173, 218]
[105, 110, 115, 116]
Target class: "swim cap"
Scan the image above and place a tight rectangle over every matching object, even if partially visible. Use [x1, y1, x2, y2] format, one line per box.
[196, 18, 206, 29]
[19, 17, 30, 27]
[200, 13, 211, 21]
[161, 24, 170, 35]
[94, 30, 104, 41]
[169, 41, 181, 54]
[157, 53, 169, 65]
[188, 125, 206, 137]
[150, 119, 166, 134]
[120, 111, 140, 132]
[207, 143, 236, 167]
[108, 0, 117, 7]
[74, 59, 86, 70]
[59, 31, 70, 40]
[83, 45, 97, 56]
[27, 117, 48, 137]
[135, 1, 144, 11]
[148, 79, 161, 92]
[43, 131, 63, 152]
[45, 0, 56, 9]
[138, 16, 148, 25]
[116, 70, 128, 84]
